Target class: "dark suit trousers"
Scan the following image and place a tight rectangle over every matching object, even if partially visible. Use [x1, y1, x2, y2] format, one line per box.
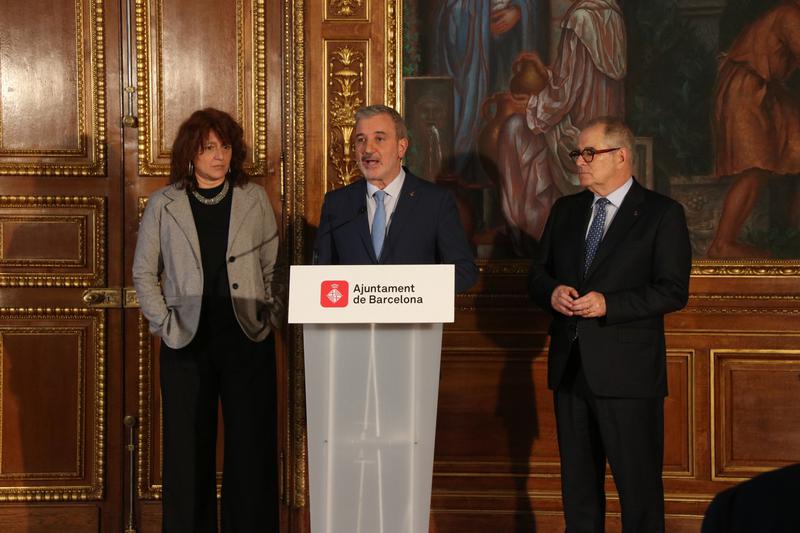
[554, 343, 665, 533]
[159, 329, 279, 533]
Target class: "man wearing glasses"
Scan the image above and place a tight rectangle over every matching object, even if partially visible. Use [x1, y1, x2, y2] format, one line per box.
[529, 116, 691, 532]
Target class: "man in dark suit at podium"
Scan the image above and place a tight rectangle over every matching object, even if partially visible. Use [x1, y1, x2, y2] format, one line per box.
[529, 116, 691, 532]
[313, 104, 478, 293]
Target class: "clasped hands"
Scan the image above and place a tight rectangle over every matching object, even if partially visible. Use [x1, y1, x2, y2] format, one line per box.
[551, 285, 606, 318]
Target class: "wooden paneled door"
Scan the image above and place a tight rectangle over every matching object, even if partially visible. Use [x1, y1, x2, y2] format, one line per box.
[0, 1, 286, 531]
[0, 0, 126, 530]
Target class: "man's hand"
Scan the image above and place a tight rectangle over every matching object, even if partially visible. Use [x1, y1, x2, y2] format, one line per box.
[551, 285, 579, 316]
[572, 291, 606, 318]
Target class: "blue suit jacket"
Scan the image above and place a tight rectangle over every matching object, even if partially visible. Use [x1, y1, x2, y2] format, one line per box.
[313, 171, 478, 292]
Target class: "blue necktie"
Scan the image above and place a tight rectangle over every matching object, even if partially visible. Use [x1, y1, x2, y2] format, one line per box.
[584, 197, 610, 276]
[372, 190, 387, 258]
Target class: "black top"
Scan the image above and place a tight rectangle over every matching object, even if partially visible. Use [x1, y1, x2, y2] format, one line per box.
[188, 183, 238, 334]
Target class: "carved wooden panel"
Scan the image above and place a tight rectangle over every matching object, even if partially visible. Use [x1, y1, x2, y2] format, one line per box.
[0, 196, 105, 287]
[0, 308, 104, 501]
[383, 0, 400, 107]
[433, 346, 696, 482]
[325, 41, 367, 190]
[435, 351, 559, 474]
[325, 0, 367, 20]
[0, 0, 107, 176]
[712, 349, 800, 480]
[664, 351, 694, 478]
[134, 0, 267, 176]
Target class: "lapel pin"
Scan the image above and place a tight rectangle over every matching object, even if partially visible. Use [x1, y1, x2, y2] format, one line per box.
[633, 209, 639, 217]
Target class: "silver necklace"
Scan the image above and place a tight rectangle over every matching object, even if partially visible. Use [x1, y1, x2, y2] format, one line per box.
[191, 180, 230, 205]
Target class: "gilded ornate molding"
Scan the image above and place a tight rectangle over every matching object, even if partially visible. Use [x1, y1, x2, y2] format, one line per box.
[133, 0, 154, 173]
[474, 259, 800, 278]
[691, 260, 800, 277]
[134, 0, 266, 176]
[683, 306, 800, 315]
[0, 196, 106, 287]
[454, 259, 800, 278]
[385, 0, 400, 108]
[253, 0, 268, 172]
[326, 42, 367, 190]
[138, 196, 148, 221]
[0, 307, 104, 501]
[136, 313, 161, 499]
[290, 0, 308, 507]
[690, 294, 800, 301]
[0, 0, 107, 176]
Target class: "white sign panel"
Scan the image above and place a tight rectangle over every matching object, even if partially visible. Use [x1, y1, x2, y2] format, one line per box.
[288, 264, 455, 324]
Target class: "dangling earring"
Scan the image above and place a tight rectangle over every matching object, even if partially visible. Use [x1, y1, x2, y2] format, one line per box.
[188, 161, 194, 176]
[226, 167, 232, 177]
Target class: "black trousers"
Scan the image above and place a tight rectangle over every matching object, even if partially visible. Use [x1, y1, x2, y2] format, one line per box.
[159, 328, 279, 533]
[554, 342, 665, 533]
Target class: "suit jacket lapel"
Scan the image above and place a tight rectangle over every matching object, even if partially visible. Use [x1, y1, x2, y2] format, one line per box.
[227, 185, 259, 253]
[163, 186, 202, 266]
[584, 180, 645, 280]
[350, 180, 377, 262]
[380, 173, 420, 263]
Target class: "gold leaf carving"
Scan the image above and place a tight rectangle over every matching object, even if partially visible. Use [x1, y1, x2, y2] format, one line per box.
[329, 0, 363, 17]
[385, 0, 399, 107]
[289, 0, 308, 507]
[327, 44, 366, 189]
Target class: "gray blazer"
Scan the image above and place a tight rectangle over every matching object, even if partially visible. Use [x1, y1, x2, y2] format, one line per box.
[132, 182, 285, 349]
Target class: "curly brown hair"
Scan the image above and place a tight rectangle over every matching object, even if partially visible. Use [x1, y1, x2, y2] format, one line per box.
[169, 108, 249, 190]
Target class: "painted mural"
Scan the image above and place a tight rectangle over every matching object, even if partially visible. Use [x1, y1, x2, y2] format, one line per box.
[403, 0, 800, 260]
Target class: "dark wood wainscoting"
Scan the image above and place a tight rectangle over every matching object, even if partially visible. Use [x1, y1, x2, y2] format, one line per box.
[422, 274, 800, 532]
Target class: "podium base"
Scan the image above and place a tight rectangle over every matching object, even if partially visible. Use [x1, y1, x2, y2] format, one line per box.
[304, 323, 443, 533]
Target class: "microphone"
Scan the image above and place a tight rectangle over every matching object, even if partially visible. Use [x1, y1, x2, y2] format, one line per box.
[313, 205, 367, 264]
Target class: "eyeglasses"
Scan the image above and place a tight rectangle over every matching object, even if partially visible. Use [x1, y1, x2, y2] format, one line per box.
[568, 147, 620, 163]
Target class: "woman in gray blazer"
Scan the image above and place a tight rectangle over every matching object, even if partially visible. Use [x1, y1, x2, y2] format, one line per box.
[133, 108, 284, 533]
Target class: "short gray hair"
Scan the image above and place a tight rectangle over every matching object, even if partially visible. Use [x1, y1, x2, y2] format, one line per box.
[583, 116, 635, 166]
[354, 104, 408, 140]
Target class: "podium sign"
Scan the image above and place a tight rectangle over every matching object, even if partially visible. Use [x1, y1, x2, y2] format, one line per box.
[291, 265, 454, 533]
[288, 264, 454, 323]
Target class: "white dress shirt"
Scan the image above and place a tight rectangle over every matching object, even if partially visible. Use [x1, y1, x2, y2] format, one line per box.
[585, 177, 634, 239]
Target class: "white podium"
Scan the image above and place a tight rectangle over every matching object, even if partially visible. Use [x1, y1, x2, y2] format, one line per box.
[289, 265, 455, 533]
